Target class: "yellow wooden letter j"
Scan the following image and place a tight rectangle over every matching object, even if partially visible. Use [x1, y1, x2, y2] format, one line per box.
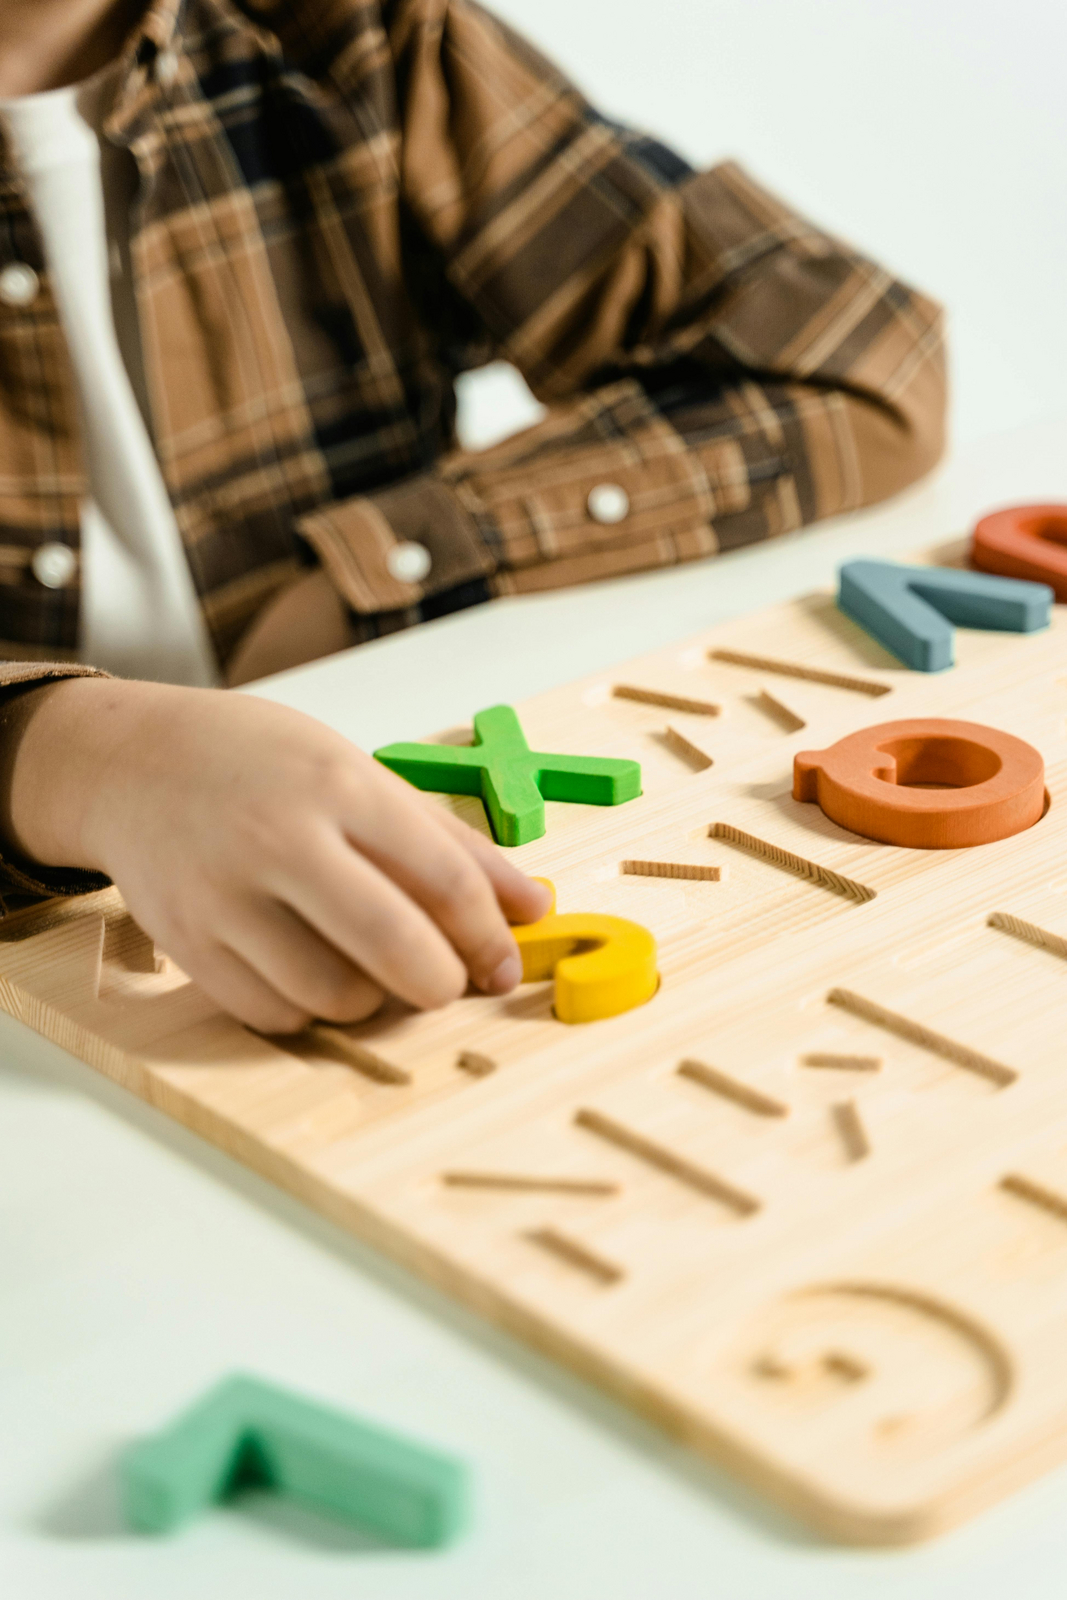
[512, 882, 658, 1024]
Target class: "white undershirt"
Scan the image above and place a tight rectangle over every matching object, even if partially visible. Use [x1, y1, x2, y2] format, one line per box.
[0, 73, 218, 686]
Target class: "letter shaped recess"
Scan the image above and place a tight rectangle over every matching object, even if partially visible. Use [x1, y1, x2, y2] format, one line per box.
[793, 718, 1045, 848]
[374, 704, 641, 846]
[837, 560, 1052, 671]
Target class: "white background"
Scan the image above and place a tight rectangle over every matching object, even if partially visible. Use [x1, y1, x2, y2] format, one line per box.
[5, 3, 1067, 1595]
[458, 0, 1067, 451]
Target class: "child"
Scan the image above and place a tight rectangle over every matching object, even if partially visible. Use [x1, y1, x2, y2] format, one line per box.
[0, 0, 946, 1032]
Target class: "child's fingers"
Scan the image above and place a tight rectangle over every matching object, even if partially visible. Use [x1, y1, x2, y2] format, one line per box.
[430, 807, 553, 924]
[274, 836, 471, 1011]
[217, 897, 386, 1025]
[337, 779, 525, 995]
[182, 940, 314, 1035]
[367, 759, 550, 923]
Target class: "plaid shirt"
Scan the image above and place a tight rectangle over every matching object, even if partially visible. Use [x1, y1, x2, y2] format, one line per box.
[0, 0, 945, 682]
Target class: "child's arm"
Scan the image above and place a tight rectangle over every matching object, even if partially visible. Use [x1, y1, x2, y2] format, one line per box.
[0, 677, 550, 1033]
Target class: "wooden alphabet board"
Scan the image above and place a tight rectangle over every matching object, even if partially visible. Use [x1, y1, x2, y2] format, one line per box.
[9, 545, 1067, 1544]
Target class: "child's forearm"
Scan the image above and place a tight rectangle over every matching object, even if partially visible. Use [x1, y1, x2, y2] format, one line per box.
[225, 570, 357, 687]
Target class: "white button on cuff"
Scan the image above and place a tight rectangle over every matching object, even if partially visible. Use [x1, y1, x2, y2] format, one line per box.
[31, 542, 77, 589]
[587, 482, 630, 525]
[155, 49, 180, 85]
[0, 263, 40, 308]
[386, 541, 432, 583]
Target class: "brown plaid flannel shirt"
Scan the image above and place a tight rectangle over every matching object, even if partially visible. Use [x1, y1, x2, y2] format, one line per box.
[0, 0, 945, 896]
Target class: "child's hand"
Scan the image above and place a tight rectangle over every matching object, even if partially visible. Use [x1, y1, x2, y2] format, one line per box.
[3, 678, 551, 1033]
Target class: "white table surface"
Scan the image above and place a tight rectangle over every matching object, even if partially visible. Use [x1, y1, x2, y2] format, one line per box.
[5, 418, 1067, 1599]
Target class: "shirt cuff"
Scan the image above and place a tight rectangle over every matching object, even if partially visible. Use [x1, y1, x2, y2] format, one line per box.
[0, 663, 113, 904]
[456, 409, 722, 595]
[296, 476, 495, 615]
[297, 383, 728, 610]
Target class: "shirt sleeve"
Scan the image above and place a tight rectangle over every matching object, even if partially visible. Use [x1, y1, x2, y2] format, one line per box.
[300, 0, 947, 614]
[0, 663, 112, 906]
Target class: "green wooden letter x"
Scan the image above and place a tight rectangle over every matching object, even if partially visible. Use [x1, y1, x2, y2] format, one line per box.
[374, 704, 642, 846]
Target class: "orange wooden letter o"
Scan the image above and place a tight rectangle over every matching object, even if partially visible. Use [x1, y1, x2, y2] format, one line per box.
[971, 503, 1067, 601]
[793, 718, 1045, 848]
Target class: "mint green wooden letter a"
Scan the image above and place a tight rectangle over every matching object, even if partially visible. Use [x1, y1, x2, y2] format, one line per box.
[120, 1374, 471, 1547]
